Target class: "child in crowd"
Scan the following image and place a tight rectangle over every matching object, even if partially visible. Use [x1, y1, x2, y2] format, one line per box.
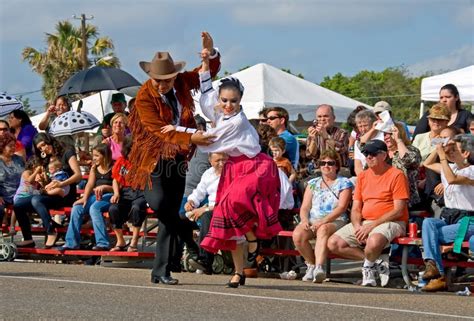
[468, 115, 474, 135]
[269, 137, 296, 183]
[45, 159, 70, 197]
[59, 144, 114, 251]
[109, 136, 148, 252]
[183, 152, 228, 274]
[11, 156, 43, 234]
[13, 156, 42, 202]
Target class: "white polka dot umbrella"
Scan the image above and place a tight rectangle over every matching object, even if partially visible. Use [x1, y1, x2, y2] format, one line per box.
[49, 110, 100, 136]
[0, 93, 23, 117]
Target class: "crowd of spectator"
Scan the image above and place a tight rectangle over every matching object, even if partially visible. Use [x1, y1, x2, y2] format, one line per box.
[1, 35, 473, 292]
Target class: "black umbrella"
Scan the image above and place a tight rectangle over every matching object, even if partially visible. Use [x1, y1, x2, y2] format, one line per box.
[59, 66, 141, 96]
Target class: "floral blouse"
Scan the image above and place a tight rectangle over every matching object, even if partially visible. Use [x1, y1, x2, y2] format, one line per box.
[389, 144, 422, 207]
[307, 176, 353, 222]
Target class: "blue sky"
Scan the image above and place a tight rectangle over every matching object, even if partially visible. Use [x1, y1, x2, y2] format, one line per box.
[1, 0, 473, 112]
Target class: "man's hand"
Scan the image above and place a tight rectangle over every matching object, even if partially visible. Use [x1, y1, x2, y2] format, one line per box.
[307, 126, 318, 138]
[191, 131, 216, 146]
[354, 223, 374, 244]
[201, 31, 214, 53]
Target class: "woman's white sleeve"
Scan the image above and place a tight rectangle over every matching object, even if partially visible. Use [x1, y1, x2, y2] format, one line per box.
[199, 71, 218, 122]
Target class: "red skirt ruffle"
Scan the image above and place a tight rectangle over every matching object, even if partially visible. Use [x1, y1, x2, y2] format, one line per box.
[200, 153, 282, 253]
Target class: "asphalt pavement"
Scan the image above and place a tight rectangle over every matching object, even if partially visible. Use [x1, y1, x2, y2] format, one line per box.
[0, 261, 473, 320]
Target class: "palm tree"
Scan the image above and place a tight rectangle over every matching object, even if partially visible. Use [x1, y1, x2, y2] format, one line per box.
[22, 20, 120, 103]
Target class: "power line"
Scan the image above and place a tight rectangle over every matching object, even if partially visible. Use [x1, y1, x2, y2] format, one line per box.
[353, 94, 421, 100]
[10, 89, 42, 96]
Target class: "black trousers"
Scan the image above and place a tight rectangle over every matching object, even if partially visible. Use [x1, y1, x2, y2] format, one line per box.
[145, 155, 196, 277]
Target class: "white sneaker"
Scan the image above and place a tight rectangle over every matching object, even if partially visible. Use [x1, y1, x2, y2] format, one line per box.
[376, 254, 390, 287]
[313, 267, 326, 283]
[361, 266, 377, 287]
[302, 264, 315, 282]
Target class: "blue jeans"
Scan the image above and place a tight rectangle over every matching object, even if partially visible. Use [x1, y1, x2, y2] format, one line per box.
[422, 217, 474, 273]
[64, 193, 112, 248]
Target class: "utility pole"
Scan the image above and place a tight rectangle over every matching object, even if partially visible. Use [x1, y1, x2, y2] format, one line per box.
[72, 13, 94, 70]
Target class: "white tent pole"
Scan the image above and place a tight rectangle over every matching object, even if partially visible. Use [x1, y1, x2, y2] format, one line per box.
[419, 101, 424, 119]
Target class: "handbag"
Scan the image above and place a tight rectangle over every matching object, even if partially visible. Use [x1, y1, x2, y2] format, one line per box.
[321, 177, 352, 219]
[440, 207, 474, 225]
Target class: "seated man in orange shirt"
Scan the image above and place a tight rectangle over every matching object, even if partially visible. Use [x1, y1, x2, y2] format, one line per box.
[328, 140, 409, 287]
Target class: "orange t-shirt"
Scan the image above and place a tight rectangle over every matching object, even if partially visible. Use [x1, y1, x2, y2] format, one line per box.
[354, 166, 409, 222]
[275, 157, 293, 177]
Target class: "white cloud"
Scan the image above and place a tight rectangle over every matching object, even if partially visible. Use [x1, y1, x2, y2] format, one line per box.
[409, 45, 474, 76]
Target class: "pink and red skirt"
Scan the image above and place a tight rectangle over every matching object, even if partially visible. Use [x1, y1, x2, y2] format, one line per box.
[200, 153, 282, 253]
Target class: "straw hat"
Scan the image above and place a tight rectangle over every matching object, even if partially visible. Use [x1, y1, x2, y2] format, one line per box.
[139, 52, 186, 80]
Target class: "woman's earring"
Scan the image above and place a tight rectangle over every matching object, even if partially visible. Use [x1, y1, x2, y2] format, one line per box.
[41, 152, 47, 158]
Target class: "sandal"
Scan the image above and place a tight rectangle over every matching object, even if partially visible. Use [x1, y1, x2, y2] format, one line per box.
[110, 245, 127, 252]
[246, 238, 260, 262]
[127, 245, 138, 252]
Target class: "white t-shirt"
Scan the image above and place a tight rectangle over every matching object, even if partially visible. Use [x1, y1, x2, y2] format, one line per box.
[278, 168, 294, 210]
[197, 71, 261, 158]
[187, 166, 220, 207]
[441, 164, 474, 211]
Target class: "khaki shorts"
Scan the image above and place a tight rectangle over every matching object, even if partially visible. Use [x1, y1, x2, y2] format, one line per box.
[334, 220, 406, 248]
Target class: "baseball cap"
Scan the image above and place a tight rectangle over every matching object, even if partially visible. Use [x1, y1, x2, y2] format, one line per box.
[361, 139, 388, 156]
[373, 101, 392, 114]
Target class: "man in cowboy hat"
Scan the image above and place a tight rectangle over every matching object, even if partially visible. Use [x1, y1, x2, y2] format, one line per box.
[127, 31, 220, 285]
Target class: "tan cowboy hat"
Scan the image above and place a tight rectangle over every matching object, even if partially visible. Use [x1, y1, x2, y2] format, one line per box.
[139, 52, 186, 80]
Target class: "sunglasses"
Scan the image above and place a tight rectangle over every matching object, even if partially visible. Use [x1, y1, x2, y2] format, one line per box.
[318, 160, 336, 167]
[259, 118, 268, 122]
[266, 116, 281, 121]
[0, 128, 8, 132]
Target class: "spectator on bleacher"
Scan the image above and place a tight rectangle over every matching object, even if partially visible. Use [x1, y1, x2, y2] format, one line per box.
[384, 123, 422, 209]
[269, 137, 296, 183]
[266, 107, 299, 168]
[8, 110, 38, 159]
[109, 137, 147, 252]
[370, 101, 411, 138]
[420, 134, 474, 292]
[468, 115, 474, 135]
[184, 152, 228, 274]
[346, 105, 368, 175]
[14, 133, 81, 248]
[257, 123, 277, 156]
[38, 96, 75, 148]
[413, 103, 451, 161]
[0, 120, 25, 159]
[306, 104, 349, 168]
[0, 133, 24, 229]
[197, 50, 281, 288]
[102, 113, 129, 161]
[96, 93, 129, 143]
[59, 144, 114, 251]
[353, 110, 382, 176]
[126, 32, 219, 286]
[413, 84, 473, 138]
[328, 140, 409, 287]
[293, 149, 353, 283]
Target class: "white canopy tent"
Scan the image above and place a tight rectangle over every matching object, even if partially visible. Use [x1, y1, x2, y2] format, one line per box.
[31, 90, 132, 131]
[419, 65, 474, 117]
[193, 63, 370, 122]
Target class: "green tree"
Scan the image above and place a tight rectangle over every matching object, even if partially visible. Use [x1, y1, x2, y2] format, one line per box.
[320, 66, 429, 125]
[17, 96, 36, 117]
[22, 20, 120, 104]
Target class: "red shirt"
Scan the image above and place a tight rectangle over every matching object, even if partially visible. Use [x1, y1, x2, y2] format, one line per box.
[112, 157, 131, 187]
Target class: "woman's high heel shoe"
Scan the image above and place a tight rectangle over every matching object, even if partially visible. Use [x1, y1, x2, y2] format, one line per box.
[44, 234, 59, 249]
[226, 273, 246, 288]
[247, 239, 260, 262]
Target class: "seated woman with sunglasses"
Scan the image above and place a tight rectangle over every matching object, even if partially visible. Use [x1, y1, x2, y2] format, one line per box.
[292, 149, 353, 283]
